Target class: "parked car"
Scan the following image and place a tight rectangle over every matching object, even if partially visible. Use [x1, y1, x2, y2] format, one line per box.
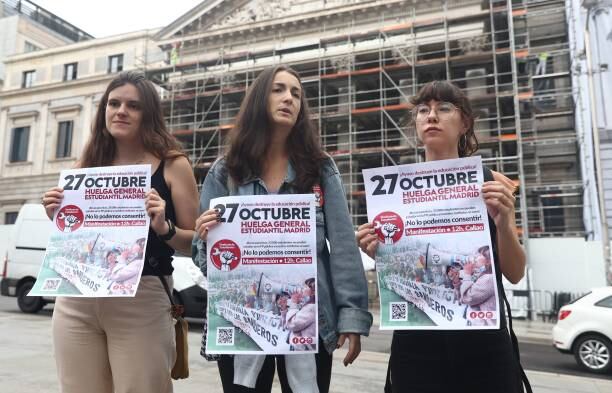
[552, 287, 612, 374]
[1, 204, 52, 313]
[171, 255, 207, 320]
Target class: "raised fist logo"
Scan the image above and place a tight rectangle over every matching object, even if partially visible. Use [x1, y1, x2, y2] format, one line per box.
[56, 205, 84, 233]
[375, 221, 400, 244]
[211, 248, 238, 271]
[210, 240, 241, 271]
[58, 212, 81, 232]
[373, 211, 404, 244]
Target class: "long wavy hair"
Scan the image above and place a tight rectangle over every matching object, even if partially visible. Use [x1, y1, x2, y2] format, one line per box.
[225, 65, 325, 192]
[80, 71, 184, 168]
[410, 81, 479, 157]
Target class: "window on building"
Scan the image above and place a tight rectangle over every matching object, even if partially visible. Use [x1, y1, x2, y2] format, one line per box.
[24, 41, 41, 53]
[541, 196, 565, 233]
[63, 63, 78, 81]
[22, 70, 36, 88]
[108, 54, 123, 73]
[9, 126, 30, 162]
[4, 212, 18, 224]
[56, 121, 73, 158]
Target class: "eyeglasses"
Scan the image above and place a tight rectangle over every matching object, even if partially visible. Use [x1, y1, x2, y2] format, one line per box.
[412, 101, 459, 121]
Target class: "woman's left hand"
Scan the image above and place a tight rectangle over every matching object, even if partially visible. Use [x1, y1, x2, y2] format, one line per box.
[145, 188, 167, 235]
[482, 181, 516, 229]
[491, 170, 516, 193]
[337, 333, 361, 366]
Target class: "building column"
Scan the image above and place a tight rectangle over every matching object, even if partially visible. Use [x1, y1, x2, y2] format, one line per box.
[0, 108, 8, 177]
[79, 95, 94, 157]
[33, 102, 49, 174]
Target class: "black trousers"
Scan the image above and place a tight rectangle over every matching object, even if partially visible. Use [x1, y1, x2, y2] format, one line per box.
[387, 329, 523, 393]
[217, 339, 333, 393]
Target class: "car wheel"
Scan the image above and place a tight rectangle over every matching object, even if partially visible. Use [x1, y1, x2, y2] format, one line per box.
[573, 334, 612, 374]
[17, 281, 44, 314]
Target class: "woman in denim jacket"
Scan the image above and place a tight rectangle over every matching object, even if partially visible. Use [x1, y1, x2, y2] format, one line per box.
[193, 65, 372, 393]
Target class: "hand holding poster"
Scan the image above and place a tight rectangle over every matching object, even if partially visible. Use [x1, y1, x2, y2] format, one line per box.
[206, 194, 318, 355]
[30, 165, 151, 297]
[363, 156, 500, 330]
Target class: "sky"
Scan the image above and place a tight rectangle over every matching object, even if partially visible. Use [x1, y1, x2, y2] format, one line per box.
[33, 0, 204, 38]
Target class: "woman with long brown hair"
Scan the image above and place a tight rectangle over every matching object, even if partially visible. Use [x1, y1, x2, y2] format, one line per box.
[42, 71, 199, 393]
[193, 65, 372, 393]
[356, 81, 531, 393]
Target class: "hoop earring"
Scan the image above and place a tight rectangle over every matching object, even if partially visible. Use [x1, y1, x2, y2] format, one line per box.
[459, 134, 468, 152]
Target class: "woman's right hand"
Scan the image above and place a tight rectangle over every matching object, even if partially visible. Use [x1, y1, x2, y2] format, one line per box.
[356, 222, 379, 259]
[195, 208, 221, 241]
[42, 187, 64, 220]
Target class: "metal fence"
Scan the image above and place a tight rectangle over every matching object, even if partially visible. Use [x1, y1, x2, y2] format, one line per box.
[504, 289, 587, 322]
[366, 274, 585, 322]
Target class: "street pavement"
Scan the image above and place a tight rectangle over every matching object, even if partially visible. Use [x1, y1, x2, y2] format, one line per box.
[1, 299, 611, 392]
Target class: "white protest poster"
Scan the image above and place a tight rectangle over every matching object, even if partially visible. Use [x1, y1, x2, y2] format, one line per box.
[363, 156, 500, 330]
[206, 194, 318, 355]
[30, 165, 151, 297]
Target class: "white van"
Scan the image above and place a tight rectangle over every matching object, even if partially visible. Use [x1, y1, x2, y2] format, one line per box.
[1, 204, 207, 317]
[0, 204, 52, 313]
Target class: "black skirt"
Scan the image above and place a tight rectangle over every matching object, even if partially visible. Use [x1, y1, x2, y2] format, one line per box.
[387, 328, 523, 393]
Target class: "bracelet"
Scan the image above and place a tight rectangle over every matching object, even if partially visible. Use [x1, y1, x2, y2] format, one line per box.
[158, 218, 176, 241]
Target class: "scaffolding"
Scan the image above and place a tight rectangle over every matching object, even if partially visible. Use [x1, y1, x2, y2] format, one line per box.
[145, 0, 585, 238]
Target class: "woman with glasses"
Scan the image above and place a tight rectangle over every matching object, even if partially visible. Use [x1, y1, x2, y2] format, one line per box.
[356, 81, 529, 393]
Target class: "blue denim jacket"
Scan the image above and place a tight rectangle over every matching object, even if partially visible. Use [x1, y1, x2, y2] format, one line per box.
[192, 157, 372, 355]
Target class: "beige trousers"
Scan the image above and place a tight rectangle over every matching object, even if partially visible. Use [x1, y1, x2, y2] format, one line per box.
[52, 276, 176, 393]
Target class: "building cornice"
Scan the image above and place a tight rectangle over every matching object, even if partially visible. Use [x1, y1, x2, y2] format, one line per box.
[155, 0, 234, 40]
[0, 74, 116, 101]
[156, 0, 409, 47]
[3, 29, 160, 64]
[49, 104, 82, 113]
[0, 171, 64, 182]
[8, 110, 39, 119]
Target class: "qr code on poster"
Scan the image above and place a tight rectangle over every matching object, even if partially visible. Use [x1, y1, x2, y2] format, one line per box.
[390, 302, 408, 321]
[41, 278, 62, 291]
[217, 327, 234, 345]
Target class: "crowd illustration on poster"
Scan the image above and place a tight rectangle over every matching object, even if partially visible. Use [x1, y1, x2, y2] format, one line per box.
[363, 156, 500, 330]
[205, 194, 318, 355]
[30, 165, 151, 297]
